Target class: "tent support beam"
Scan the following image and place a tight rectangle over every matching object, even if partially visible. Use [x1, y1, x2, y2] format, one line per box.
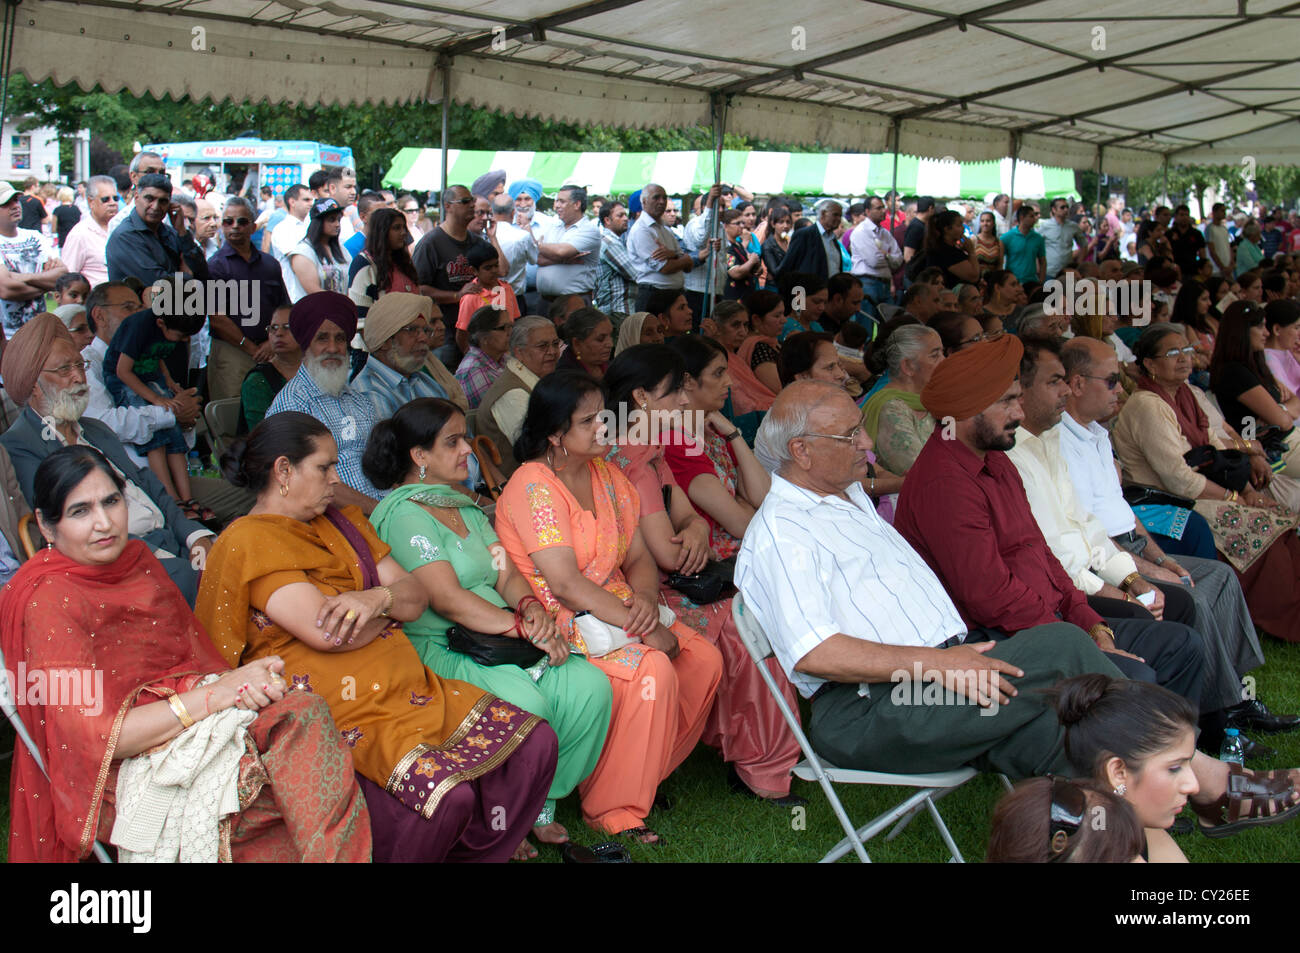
[701, 92, 728, 331]
[1008, 132, 1019, 210]
[0, 0, 22, 153]
[889, 118, 902, 217]
[438, 54, 451, 202]
[1162, 158, 1169, 206]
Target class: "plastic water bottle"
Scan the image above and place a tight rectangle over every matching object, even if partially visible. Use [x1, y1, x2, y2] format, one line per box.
[1219, 727, 1245, 766]
[186, 451, 203, 478]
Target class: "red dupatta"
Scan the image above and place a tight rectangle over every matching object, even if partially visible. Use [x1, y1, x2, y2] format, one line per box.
[1136, 376, 1210, 447]
[0, 541, 230, 862]
[730, 336, 778, 416]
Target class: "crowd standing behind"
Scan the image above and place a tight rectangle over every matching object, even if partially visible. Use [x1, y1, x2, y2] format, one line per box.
[1, 160, 1300, 864]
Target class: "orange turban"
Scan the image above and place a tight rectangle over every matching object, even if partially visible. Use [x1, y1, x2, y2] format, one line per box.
[921, 333, 1024, 422]
[2, 313, 75, 407]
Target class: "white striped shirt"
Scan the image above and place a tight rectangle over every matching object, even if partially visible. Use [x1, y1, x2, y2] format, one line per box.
[736, 473, 967, 698]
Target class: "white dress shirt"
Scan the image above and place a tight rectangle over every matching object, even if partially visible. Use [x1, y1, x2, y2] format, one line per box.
[1006, 426, 1137, 596]
[627, 212, 684, 290]
[850, 218, 904, 280]
[494, 219, 536, 297]
[1057, 411, 1139, 536]
[736, 472, 967, 698]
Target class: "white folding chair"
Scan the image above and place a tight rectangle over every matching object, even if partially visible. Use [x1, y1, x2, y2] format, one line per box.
[877, 303, 903, 323]
[731, 593, 983, 863]
[0, 647, 113, 862]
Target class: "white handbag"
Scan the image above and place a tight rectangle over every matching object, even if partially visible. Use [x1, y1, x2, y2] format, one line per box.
[574, 604, 677, 658]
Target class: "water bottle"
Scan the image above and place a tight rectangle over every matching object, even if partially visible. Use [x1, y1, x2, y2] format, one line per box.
[1219, 727, 1245, 766]
[186, 451, 203, 478]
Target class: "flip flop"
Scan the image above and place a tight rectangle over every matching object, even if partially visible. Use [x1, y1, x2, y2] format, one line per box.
[562, 841, 632, 863]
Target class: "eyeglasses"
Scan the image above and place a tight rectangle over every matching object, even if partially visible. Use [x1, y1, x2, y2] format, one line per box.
[801, 425, 864, 443]
[447, 197, 475, 206]
[396, 324, 432, 336]
[401, 206, 419, 213]
[267, 323, 290, 334]
[1158, 346, 1196, 359]
[528, 339, 562, 352]
[1048, 775, 1086, 859]
[222, 216, 252, 227]
[43, 360, 89, 377]
[958, 332, 986, 348]
[1081, 373, 1123, 390]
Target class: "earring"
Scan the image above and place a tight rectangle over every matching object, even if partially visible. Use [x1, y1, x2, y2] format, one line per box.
[640, 402, 648, 412]
[418, 464, 427, 482]
[279, 482, 288, 497]
[1113, 783, 1127, 797]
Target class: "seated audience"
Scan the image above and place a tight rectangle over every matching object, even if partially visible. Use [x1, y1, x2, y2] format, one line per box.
[1112, 323, 1300, 642]
[665, 335, 771, 559]
[1, 314, 212, 603]
[363, 398, 611, 860]
[982, 269, 1026, 320]
[1054, 673, 1300, 858]
[986, 778, 1144, 863]
[928, 311, 987, 356]
[736, 289, 785, 399]
[736, 380, 1120, 778]
[1209, 302, 1300, 467]
[645, 287, 694, 341]
[899, 281, 941, 323]
[613, 311, 663, 356]
[354, 291, 465, 417]
[777, 272, 827, 341]
[452, 242, 520, 355]
[604, 346, 803, 803]
[1263, 299, 1300, 397]
[454, 306, 512, 408]
[893, 335, 1207, 706]
[346, 207, 419, 318]
[476, 315, 561, 477]
[493, 371, 723, 842]
[776, 331, 850, 390]
[0, 445, 372, 862]
[197, 412, 558, 862]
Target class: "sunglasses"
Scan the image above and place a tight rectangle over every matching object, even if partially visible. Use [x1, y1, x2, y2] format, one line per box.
[1048, 775, 1086, 859]
[93, 194, 121, 203]
[222, 216, 252, 227]
[1081, 373, 1123, 390]
[447, 197, 475, 206]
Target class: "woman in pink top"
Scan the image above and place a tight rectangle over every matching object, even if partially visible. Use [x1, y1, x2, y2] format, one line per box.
[1264, 299, 1300, 403]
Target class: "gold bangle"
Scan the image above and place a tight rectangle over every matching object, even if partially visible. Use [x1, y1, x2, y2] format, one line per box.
[377, 585, 394, 617]
[168, 693, 196, 728]
[1120, 571, 1142, 591]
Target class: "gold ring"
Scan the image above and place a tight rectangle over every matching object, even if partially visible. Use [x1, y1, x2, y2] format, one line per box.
[344, 609, 357, 621]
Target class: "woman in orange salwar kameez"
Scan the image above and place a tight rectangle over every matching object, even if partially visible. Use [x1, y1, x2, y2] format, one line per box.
[495, 370, 723, 843]
[603, 343, 803, 804]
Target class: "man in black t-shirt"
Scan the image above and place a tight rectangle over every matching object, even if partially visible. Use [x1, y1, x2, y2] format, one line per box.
[902, 196, 934, 277]
[1167, 204, 1206, 277]
[17, 177, 47, 232]
[412, 183, 491, 367]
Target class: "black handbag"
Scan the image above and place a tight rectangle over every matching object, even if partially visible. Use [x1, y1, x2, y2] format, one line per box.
[446, 625, 545, 668]
[1183, 445, 1251, 492]
[665, 556, 737, 605]
[1122, 485, 1196, 511]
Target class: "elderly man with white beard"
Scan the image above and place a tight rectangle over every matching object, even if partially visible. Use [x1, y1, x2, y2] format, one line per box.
[264, 291, 384, 514]
[0, 312, 213, 603]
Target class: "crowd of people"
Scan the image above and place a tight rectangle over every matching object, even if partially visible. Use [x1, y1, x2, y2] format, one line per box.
[1, 158, 1299, 864]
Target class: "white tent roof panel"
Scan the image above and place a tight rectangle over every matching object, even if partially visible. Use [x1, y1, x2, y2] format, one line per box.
[10, 0, 1299, 173]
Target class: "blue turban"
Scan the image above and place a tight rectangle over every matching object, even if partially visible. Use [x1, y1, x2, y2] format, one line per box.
[628, 189, 643, 216]
[507, 178, 543, 202]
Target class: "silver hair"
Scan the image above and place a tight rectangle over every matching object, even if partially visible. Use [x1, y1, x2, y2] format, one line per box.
[755, 381, 844, 475]
[128, 151, 161, 174]
[509, 315, 554, 355]
[885, 324, 939, 377]
[86, 175, 116, 198]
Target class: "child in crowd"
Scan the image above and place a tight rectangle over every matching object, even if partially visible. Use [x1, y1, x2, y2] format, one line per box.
[102, 281, 213, 521]
[455, 243, 520, 353]
[54, 271, 89, 306]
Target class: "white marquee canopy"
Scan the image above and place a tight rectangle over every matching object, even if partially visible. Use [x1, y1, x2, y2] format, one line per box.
[10, 0, 1300, 176]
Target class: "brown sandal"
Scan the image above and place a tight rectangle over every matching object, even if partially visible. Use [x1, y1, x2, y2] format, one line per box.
[1191, 763, 1300, 838]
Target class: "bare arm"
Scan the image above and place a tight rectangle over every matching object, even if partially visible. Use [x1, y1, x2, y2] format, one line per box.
[291, 255, 323, 296]
[1234, 385, 1296, 430]
[115, 353, 176, 408]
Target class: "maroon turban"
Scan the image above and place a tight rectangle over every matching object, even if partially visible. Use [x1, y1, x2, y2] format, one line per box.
[289, 291, 358, 352]
[2, 313, 75, 407]
[921, 333, 1024, 422]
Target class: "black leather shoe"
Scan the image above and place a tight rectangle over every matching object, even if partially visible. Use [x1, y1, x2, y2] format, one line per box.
[1225, 699, 1300, 734]
[1241, 733, 1278, 763]
[727, 765, 809, 807]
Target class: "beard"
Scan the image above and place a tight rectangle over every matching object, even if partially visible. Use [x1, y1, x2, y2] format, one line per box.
[305, 352, 350, 396]
[39, 380, 90, 423]
[972, 412, 1018, 452]
[389, 345, 427, 376]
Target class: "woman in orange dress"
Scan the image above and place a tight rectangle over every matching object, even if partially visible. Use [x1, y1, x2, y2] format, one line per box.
[2, 445, 372, 863]
[196, 412, 558, 862]
[495, 370, 723, 843]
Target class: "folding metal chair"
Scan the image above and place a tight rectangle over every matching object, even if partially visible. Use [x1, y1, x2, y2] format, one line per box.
[731, 593, 986, 863]
[0, 645, 112, 861]
[877, 303, 904, 323]
[204, 397, 243, 459]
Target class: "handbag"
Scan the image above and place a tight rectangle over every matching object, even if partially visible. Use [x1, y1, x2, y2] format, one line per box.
[1183, 445, 1251, 492]
[665, 556, 737, 605]
[1122, 485, 1196, 511]
[446, 625, 545, 668]
[575, 604, 677, 658]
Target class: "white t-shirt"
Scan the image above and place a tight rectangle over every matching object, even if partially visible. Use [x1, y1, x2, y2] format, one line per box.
[285, 239, 352, 303]
[1206, 223, 1232, 275]
[271, 214, 310, 288]
[0, 228, 53, 333]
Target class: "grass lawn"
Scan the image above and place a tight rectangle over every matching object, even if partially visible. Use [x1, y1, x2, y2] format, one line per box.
[4, 636, 1300, 864]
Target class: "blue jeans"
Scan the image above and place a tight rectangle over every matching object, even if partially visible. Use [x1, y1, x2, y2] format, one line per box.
[857, 276, 892, 318]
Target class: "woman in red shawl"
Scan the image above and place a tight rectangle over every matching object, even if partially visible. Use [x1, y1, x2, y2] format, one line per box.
[1, 445, 371, 862]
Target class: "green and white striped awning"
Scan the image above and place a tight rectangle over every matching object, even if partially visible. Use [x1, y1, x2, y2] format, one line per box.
[383, 148, 1079, 201]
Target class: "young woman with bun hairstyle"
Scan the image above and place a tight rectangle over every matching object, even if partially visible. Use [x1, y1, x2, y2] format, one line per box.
[1051, 673, 1300, 860]
[986, 778, 1145, 863]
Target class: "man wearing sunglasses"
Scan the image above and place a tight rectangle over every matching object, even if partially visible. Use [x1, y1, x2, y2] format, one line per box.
[411, 184, 492, 366]
[206, 195, 292, 402]
[1039, 198, 1085, 279]
[61, 175, 119, 287]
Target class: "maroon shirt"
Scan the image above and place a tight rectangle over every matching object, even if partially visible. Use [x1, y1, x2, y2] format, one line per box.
[893, 431, 1103, 636]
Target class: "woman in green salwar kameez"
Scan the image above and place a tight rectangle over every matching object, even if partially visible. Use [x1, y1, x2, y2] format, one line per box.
[363, 398, 611, 859]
